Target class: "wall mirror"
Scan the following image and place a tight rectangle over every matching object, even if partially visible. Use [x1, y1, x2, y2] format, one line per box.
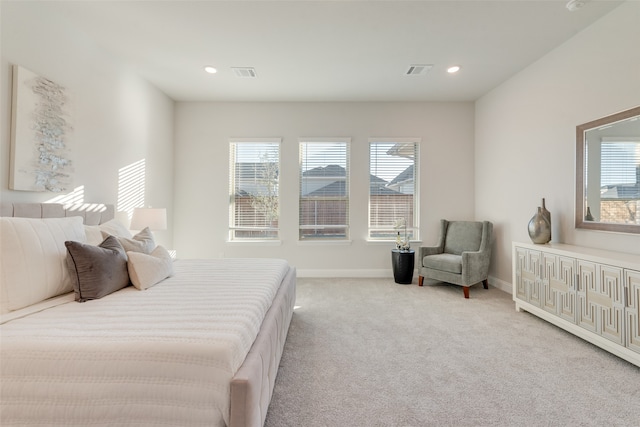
[576, 106, 640, 234]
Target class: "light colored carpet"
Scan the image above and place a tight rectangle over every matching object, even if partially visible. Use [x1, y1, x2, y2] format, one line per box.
[264, 278, 639, 427]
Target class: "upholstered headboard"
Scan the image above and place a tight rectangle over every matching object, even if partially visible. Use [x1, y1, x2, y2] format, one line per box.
[0, 203, 115, 225]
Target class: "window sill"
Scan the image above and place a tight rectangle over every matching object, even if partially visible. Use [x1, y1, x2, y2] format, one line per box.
[366, 239, 422, 246]
[297, 239, 352, 246]
[226, 240, 282, 246]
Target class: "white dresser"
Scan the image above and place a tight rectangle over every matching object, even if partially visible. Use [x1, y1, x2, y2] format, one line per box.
[512, 242, 640, 367]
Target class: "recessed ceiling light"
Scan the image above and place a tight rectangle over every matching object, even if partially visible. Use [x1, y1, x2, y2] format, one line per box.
[204, 66, 217, 74]
[447, 66, 461, 74]
[566, 0, 588, 12]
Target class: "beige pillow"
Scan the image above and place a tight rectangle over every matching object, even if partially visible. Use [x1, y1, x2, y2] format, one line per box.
[65, 236, 130, 302]
[127, 245, 174, 290]
[1, 216, 86, 314]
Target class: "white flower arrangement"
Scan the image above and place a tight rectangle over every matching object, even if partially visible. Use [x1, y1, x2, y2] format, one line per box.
[393, 217, 411, 252]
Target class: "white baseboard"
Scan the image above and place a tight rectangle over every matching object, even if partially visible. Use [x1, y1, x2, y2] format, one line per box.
[296, 269, 395, 278]
[489, 275, 512, 294]
[296, 270, 513, 294]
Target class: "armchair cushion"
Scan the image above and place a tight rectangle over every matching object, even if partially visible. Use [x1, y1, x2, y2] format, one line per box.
[443, 221, 483, 255]
[422, 253, 462, 274]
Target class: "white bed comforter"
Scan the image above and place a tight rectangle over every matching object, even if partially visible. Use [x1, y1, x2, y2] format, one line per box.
[0, 258, 290, 427]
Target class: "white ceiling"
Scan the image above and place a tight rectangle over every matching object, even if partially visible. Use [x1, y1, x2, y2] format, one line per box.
[39, 0, 623, 102]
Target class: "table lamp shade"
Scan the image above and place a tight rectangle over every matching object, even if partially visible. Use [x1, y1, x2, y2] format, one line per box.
[130, 207, 167, 231]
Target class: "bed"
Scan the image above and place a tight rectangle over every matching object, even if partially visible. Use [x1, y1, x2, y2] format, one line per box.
[0, 202, 296, 427]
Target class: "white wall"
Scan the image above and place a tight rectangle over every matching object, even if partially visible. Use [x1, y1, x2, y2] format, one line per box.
[0, 2, 175, 247]
[475, 1, 640, 286]
[174, 102, 475, 275]
[6, 2, 636, 282]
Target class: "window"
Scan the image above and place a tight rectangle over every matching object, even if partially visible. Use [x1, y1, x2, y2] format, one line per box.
[229, 139, 280, 240]
[299, 139, 350, 240]
[369, 139, 419, 240]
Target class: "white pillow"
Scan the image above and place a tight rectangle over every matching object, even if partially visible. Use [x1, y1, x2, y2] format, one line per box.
[84, 225, 103, 245]
[98, 218, 132, 239]
[127, 245, 174, 290]
[0, 216, 86, 314]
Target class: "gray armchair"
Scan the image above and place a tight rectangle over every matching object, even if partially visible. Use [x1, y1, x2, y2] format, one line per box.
[418, 219, 493, 299]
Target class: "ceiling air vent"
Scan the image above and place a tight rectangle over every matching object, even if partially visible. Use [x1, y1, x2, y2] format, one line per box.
[232, 67, 257, 78]
[405, 64, 433, 76]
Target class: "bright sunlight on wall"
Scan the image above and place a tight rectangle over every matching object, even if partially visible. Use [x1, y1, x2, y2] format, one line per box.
[45, 185, 85, 204]
[118, 159, 146, 219]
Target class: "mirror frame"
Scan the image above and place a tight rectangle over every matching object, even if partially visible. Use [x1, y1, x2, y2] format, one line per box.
[575, 105, 640, 234]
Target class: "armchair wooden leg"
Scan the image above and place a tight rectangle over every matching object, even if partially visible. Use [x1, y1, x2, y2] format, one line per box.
[463, 286, 470, 299]
[483, 279, 489, 290]
[418, 276, 424, 286]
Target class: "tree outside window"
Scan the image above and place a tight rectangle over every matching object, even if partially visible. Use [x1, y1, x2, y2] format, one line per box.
[229, 140, 280, 240]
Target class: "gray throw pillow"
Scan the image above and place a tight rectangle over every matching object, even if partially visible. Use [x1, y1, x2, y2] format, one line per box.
[101, 226, 156, 254]
[65, 235, 130, 302]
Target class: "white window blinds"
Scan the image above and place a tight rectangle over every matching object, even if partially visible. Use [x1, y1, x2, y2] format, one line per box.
[598, 138, 640, 223]
[299, 139, 350, 240]
[229, 140, 280, 240]
[600, 140, 640, 188]
[369, 139, 419, 240]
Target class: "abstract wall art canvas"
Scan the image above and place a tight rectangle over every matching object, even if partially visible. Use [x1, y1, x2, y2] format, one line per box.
[10, 65, 73, 192]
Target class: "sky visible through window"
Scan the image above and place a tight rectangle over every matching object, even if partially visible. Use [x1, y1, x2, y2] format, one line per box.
[601, 141, 640, 186]
[370, 143, 414, 182]
[235, 143, 279, 162]
[300, 142, 347, 170]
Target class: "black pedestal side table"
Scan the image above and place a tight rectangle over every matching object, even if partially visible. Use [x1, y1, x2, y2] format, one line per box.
[392, 249, 415, 284]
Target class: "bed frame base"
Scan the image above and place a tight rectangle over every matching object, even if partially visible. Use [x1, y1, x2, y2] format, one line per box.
[230, 266, 296, 427]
